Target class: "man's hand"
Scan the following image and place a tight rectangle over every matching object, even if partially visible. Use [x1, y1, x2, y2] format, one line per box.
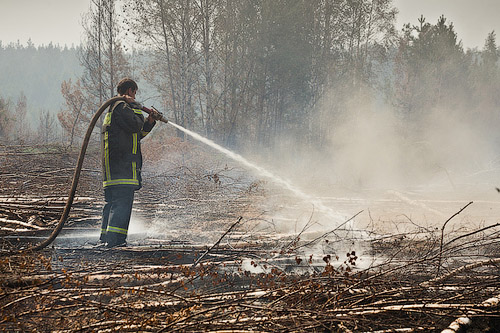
[146, 109, 161, 124]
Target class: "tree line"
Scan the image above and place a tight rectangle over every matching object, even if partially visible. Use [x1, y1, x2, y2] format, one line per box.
[120, 0, 499, 154]
[0, 41, 81, 144]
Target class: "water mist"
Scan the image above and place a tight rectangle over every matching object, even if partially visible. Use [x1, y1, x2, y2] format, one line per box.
[167, 121, 348, 227]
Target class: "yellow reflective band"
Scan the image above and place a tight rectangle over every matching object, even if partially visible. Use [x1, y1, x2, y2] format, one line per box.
[141, 130, 149, 137]
[104, 132, 111, 181]
[103, 112, 112, 126]
[132, 161, 137, 181]
[132, 133, 138, 154]
[101, 229, 107, 234]
[133, 108, 143, 115]
[103, 179, 140, 187]
[107, 226, 128, 235]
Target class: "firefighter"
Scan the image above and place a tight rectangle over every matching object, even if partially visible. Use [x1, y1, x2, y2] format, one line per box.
[99, 78, 159, 248]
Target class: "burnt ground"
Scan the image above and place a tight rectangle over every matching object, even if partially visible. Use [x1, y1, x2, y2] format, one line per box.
[0, 139, 499, 332]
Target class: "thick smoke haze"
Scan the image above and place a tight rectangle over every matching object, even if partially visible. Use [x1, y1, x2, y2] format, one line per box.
[264, 86, 498, 193]
[246, 81, 500, 240]
[328, 102, 495, 191]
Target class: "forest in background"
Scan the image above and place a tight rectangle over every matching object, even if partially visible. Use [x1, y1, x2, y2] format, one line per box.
[1, 0, 500, 188]
[0, 41, 81, 143]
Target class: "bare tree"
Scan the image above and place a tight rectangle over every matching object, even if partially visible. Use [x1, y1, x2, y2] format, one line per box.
[58, 79, 86, 147]
[126, 0, 201, 139]
[0, 96, 13, 140]
[57, 0, 129, 147]
[37, 109, 57, 145]
[124, 0, 398, 150]
[11, 93, 30, 144]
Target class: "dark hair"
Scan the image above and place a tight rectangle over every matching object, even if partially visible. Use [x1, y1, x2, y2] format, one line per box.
[117, 78, 138, 95]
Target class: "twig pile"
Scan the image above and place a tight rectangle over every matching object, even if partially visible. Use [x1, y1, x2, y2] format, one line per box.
[1, 221, 499, 332]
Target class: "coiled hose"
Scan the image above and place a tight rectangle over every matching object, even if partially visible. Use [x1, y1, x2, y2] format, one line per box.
[23, 96, 125, 253]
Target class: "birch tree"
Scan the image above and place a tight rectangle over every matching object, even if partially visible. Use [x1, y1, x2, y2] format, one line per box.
[0, 97, 12, 140]
[81, 0, 129, 103]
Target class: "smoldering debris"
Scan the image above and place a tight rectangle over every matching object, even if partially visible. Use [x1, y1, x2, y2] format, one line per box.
[1, 137, 499, 331]
[2, 212, 500, 331]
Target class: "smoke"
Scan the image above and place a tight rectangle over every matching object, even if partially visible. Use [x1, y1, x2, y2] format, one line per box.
[246, 84, 500, 242]
[419, 108, 496, 177]
[327, 103, 406, 190]
[265, 89, 498, 194]
[128, 213, 148, 236]
[133, 86, 499, 258]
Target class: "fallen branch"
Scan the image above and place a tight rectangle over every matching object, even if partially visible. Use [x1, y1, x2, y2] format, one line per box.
[0, 218, 45, 230]
[424, 257, 500, 286]
[366, 328, 435, 333]
[441, 293, 500, 333]
[293, 210, 364, 250]
[192, 216, 243, 268]
[437, 201, 473, 275]
[442, 222, 500, 249]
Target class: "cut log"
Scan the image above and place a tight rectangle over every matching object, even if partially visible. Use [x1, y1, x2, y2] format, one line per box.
[441, 294, 500, 332]
[0, 217, 44, 230]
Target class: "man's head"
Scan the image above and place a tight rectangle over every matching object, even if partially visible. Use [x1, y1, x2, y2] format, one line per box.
[117, 78, 138, 97]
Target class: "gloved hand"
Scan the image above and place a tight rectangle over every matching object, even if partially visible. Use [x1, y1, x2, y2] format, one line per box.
[142, 106, 167, 124]
[145, 109, 162, 124]
[149, 108, 162, 121]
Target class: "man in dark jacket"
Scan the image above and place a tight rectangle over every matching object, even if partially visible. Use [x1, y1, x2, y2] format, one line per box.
[99, 78, 158, 248]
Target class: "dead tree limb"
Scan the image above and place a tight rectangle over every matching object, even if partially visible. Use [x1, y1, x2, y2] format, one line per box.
[192, 216, 243, 268]
[437, 201, 473, 275]
[293, 210, 364, 250]
[424, 257, 500, 286]
[442, 222, 500, 249]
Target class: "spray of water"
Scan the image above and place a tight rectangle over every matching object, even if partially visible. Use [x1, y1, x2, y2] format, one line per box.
[168, 121, 346, 226]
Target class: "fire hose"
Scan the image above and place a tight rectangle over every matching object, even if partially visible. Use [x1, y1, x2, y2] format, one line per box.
[15, 96, 167, 253]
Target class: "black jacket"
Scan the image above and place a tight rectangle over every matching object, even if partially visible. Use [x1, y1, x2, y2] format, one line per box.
[101, 100, 155, 190]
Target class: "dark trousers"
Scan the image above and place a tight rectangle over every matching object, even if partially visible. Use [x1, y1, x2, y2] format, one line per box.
[100, 186, 135, 245]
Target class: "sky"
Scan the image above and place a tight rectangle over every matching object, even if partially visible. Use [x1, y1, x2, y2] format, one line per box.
[0, 0, 89, 47]
[0, 0, 500, 49]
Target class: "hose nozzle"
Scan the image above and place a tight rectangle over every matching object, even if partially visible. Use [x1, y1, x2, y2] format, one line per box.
[142, 106, 168, 124]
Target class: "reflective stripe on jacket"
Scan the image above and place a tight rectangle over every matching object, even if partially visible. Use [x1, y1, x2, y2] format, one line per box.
[101, 100, 155, 190]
